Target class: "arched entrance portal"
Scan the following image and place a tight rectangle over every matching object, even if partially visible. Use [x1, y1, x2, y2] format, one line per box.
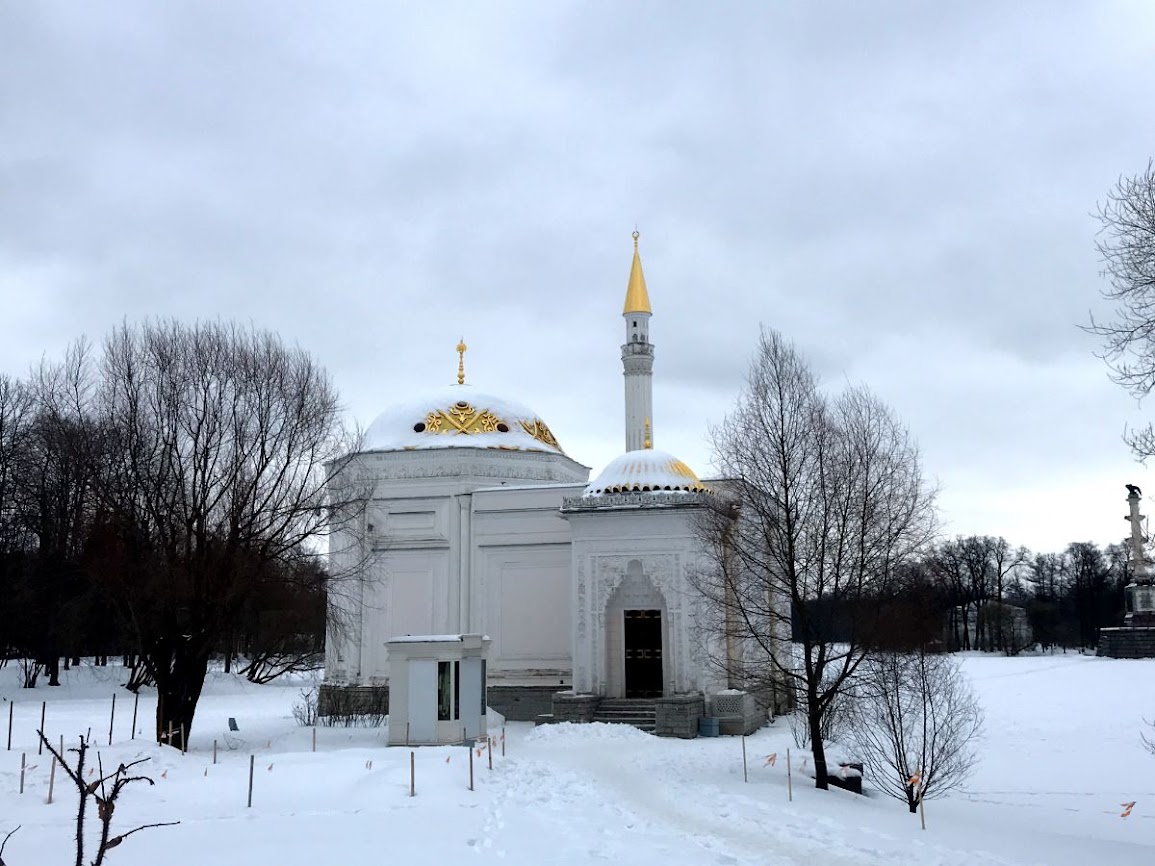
[606, 560, 668, 698]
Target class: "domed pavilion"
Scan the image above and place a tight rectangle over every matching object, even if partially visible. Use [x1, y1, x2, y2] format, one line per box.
[322, 235, 786, 732]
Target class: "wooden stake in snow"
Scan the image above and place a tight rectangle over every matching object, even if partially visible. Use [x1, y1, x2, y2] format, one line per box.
[312, 726, 316, 753]
[501, 726, 506, 757]
[108, 693, 116, 746]
[6, 701, 11, 751]
[247, 754, 255, 808]
[488, 736, 493, 770]
[47, 755, 56, 804]
[181, 724, 187, 755]
[468, 742, 474, 792]
[409, 751, 415, 797]
[19, 752, 26, 793]
[131, 691, 139, 741]
[213, 739, 218, 765]
[786, 748, 793, 802]
[741, 735, 748, 783]
[37, 703, 45, 754]
[919, 794, 926, 830]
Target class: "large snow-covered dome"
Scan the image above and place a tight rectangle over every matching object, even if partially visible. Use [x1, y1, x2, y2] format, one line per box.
[362, 385, 566, 455]
[584, 448, 709, 496]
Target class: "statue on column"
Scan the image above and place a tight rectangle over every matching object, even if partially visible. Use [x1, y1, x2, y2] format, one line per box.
[1124, 485, 1155, 625]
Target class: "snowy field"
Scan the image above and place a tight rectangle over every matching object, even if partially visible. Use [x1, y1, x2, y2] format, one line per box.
[1, 655, 1152, 866]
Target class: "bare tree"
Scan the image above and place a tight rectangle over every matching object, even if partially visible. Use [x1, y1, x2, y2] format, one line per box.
[81, 320, 363, 749]
[0, 374, 33, 667]
[10, 345, 104, 685]
[1088, 160, 1155, 458]
[40, 731, 177, 865]
[849, 651, 983, 813]
[694, 329, 936, 790]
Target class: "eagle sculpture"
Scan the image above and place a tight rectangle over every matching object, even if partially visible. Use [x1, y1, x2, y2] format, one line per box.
[1127, 483, 1143, 496]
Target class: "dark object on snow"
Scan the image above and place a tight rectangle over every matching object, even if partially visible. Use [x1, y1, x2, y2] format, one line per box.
[1127, 483, 1142, 496]
[228, 717, 239, 732]
[827, 762, 863, 795]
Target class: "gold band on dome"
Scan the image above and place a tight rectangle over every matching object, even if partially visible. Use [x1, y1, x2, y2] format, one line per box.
[425, 401, 501, 434]
[418, 400, 564, 452]
[587, 454, 710, 495]
[520, 418, 560, 450]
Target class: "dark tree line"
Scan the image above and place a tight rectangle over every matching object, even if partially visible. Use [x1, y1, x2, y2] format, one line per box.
[857, 535, 1128, 654]
[0, 321, 363, 748]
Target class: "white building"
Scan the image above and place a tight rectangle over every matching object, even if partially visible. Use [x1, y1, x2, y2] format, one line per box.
[323, 235, 780, 728]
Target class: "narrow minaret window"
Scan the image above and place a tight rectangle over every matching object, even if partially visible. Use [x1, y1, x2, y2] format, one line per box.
[621, 231, 654, 452]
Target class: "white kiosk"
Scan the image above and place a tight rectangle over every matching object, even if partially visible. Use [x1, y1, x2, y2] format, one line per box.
[386, 634, 491, 746]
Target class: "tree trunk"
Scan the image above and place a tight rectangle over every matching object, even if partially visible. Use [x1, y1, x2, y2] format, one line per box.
[906, 785, 918, 813]
[153, 649, 210, 751]
[808, 702, 829, 790]
[46, 656, 61, 686]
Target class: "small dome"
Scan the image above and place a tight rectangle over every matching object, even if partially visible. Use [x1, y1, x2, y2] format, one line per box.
[363, 386, 564, 455]
[585, 448, 708, 496]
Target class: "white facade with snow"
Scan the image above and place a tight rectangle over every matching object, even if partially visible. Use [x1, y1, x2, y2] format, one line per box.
[323, 236, 777, 725]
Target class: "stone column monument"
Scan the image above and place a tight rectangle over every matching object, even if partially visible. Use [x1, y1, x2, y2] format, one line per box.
[1124, 484, 1155, 626]
[1099, 485, 1155, 657]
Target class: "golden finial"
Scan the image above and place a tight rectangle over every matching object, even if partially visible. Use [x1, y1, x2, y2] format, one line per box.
[644, 417, 652, 449]
[456, 338, 467, 385]
[623, 230, 652, 314]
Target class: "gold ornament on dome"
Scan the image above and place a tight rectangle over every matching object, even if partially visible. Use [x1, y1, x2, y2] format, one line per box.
[423, 401, 503, 435]
[520, 419, 560, 450]
[456, 339, 467, 385]
[412, 399, 565, 453]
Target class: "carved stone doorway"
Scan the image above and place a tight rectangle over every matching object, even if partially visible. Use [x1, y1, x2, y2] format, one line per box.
[624, 609, 664, 698]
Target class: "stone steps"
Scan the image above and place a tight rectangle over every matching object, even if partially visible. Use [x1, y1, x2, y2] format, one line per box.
[592, 699, 656, 733]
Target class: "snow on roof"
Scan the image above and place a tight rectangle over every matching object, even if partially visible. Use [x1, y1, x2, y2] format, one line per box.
[584, 448, 709, 496]
[386, 634, 465, 643]
[362, 385, 565, 455]
[386, 633, 491, 643]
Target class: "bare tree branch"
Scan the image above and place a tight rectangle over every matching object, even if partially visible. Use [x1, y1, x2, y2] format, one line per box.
[692, 328, 936, 790]
[0, 825, 19, 866]
[849, 651, 984, 812]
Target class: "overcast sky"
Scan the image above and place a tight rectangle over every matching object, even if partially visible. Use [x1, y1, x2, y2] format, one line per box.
[2, 1, 1154, 553]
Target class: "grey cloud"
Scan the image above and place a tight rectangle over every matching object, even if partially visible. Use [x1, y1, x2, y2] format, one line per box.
[3, 0, 1155, 552]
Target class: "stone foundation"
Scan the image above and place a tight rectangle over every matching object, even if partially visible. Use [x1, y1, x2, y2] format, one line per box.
[551, 692, 601, 723]
[1098, 627, 1155, 658]
[654, 694, 704, 738]
[488, 685, 566, 721]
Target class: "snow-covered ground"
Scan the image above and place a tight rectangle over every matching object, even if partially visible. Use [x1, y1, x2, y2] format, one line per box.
[0, 654, 1152, 865]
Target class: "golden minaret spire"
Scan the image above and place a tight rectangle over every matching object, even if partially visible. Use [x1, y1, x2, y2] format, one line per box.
[623, 230, 652, 314]
[622, 230, 655, 452]
[456, 338, 467, 385]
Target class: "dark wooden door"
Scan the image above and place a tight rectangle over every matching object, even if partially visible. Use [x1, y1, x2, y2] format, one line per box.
[624, 609, 663, 698]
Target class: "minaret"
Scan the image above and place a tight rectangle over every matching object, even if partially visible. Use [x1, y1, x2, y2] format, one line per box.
[622, 231, 654, 452]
